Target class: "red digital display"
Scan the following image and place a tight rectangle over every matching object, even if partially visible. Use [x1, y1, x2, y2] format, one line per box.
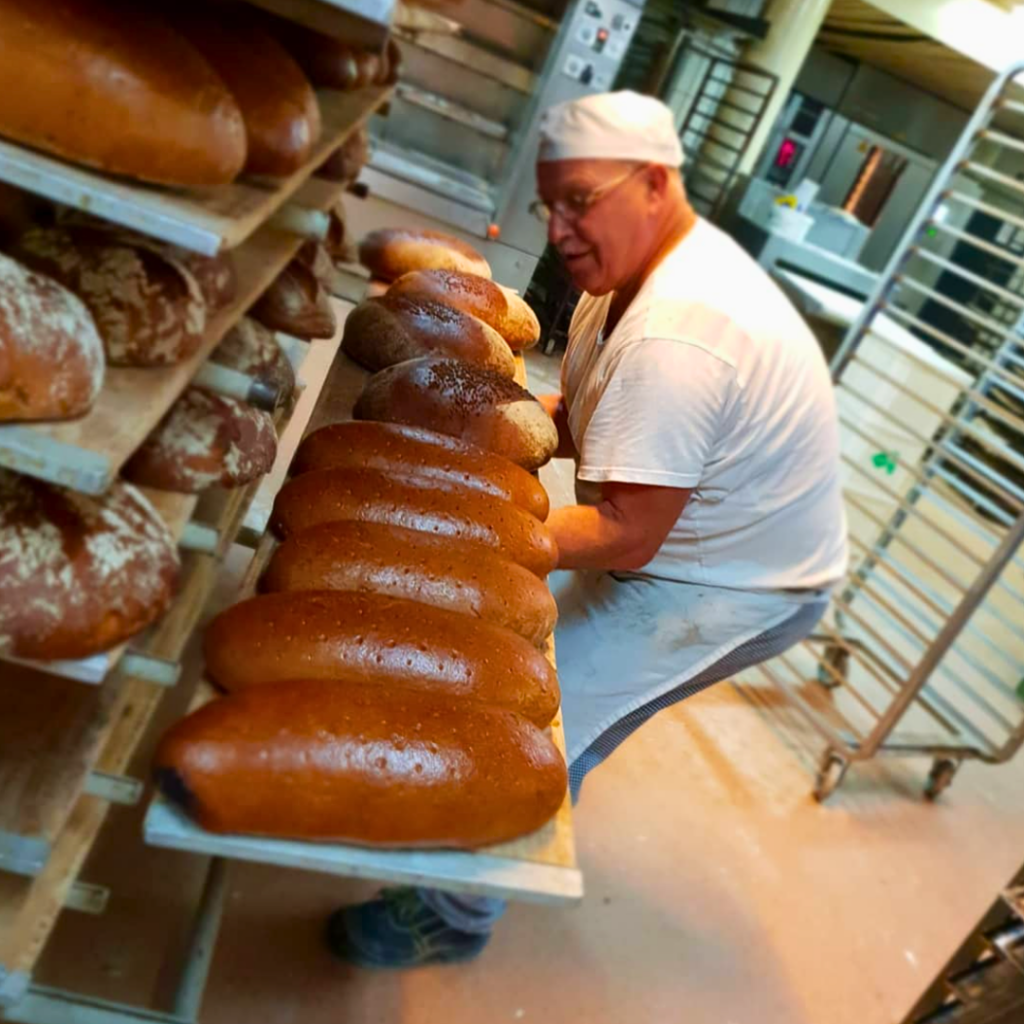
[774, 138, 798, 169]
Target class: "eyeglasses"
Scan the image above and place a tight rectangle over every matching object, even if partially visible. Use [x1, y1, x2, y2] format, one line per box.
[529, 164, 650, 224]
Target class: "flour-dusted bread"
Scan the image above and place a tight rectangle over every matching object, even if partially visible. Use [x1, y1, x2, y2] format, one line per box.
[359, 228, 491, 281]
[389, 269, 541, 350]
[251, 258, 336, 339]
[122, 387, 276, 494]
[169, 7, 321, 177]
[203, 590, 560, 727]
[262, 520, 557, 645]
[0, 470, 179, 659]
[342, 293, 515, 376]
[270, 466, 558, 577]
[212, 317, 295, 399]
[292, 420, 550, 520]
[0, 0, 246, 185]
[355, 356, 558, 470]
[15, 226, 206, 366]
[0, 252, 105, 421]
[154, 678, 567, 846]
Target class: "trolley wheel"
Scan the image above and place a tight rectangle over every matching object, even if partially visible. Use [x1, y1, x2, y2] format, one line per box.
[817, 643, 848, 689]
[814, 753, 849, 802]
[924, 758, 960, 801]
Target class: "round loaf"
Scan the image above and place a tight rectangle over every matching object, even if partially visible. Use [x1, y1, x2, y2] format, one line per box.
[359, 228, 491, 281]
[203, 590, 560, 727]
[252, 258, 336, 339]
[0, 0, 247, 186]
[270, 466, 557, 577]
[292, 420, 549, 520]
[270, 17, 363, 90]
[15, 226, 206, 366]
[154, 678, 567, 847]
[122, 387, 277, 494]
[388, 269, 540, 349]
[0, 252, 105, 421]
[212, 317, 295, 399]
[170, 9, 321, 177]
[0, 470, 179, 659]
[174, 250, 236, 313]
[342, 294, 515, 376]
[261, 520, 557, 644]
[354, 356, 558, 470]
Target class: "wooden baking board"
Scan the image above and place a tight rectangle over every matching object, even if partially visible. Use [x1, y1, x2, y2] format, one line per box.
[144, 347, 583, 905]
[0, 87, 390, 257]
[0, 176, 352, 496]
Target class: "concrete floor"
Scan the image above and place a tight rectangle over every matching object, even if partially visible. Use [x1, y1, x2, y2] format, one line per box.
[34, 349, 1024, 1024]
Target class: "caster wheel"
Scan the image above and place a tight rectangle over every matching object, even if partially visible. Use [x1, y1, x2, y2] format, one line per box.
[814, 754, 848, 802]
[925, 758, 959, 801]
[817, 644, 848, 689]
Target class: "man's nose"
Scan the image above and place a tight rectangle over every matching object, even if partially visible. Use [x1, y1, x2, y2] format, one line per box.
[547, 208, 573, 248]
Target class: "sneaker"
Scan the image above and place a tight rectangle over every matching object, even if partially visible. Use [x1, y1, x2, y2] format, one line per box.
[326, 887, 491, 968]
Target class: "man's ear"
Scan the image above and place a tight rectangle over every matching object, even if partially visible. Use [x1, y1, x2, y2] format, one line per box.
[646, 164, 671, 202]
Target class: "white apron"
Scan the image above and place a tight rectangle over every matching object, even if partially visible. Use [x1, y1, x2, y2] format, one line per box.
[551, 568, 826, 763]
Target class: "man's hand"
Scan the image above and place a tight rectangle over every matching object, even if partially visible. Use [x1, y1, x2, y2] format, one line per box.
[547, 480, 691, 571]
[538, 393, 577, 459]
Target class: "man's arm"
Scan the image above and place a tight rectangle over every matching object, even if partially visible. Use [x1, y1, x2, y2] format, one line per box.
[547, 480, 691, 571]
[538, 393, 577, 460]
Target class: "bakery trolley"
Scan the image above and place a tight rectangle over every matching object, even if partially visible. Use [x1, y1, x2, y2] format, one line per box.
[739, 60, 1024, 802]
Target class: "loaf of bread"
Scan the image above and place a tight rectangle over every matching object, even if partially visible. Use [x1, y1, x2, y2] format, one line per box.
[154, 679, 567, 846]
[0, 0, 246, 185]
[270, 466, 557, 577]
[292, 420, 550, 520]
[169, 8, 321, 177]
[318, 126, 369, 185]
[359, 228, 492, 281]
[0, 470, 179, 659]
[342, 294, 515, 376]
[122, 387, 277, 494]
[262, 520, 557, 644]
[251, 258, 336, 339]
[204, 590, 559, 726]
[355, 357, 558, 470]
[0, 252, 105, 421]
[389, 270, 541, 350]
[322, 202, 355, 264]
[295, 240, 342, 296]
[212, 317, 295, 399]
[15, 226, 206, 366]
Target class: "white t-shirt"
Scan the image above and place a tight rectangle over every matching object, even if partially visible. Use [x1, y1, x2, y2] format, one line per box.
[562, 218, 848, 591]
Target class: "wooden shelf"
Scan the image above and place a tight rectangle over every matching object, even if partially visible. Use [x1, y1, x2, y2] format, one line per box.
[246, 0, 396, 50]
[0, 173, 356, 496]
[144, 348, 582, 907]
[0, 87, 390, 257]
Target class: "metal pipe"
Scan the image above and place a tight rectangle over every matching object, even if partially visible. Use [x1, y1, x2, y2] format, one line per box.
[977, 127, 1024, 156]
[910, 243, 1024, 308]
[945, 190, 1024, 233]
[929, 221, 1024, 272]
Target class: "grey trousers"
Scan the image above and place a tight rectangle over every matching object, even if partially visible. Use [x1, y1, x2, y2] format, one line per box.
[418, 596, 828, 934]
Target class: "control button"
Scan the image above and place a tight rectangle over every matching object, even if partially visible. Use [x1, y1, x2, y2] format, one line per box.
[612, 13, 623, 29]
[594, 26, 609, 52]
[594, 71, 611, 90]
[576, 23, 597, 45]
[580, 64, 594, 86]
[563, 53, 585, 79]
[607, 38, 626, 59]
[584, 1, 602, 16]
[621, 17, 635, 33]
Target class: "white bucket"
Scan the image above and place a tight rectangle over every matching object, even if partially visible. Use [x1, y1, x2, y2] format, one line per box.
[767, 205, 815, 242]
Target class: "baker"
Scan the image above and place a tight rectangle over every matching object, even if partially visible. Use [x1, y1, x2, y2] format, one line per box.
[329, 90, 849, 967]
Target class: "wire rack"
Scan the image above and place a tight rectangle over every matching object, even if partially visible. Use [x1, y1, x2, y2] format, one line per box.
[743, 60, 1024, 802]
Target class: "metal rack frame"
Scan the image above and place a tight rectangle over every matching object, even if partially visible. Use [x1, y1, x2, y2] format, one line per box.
[743, 60, 1024, 801]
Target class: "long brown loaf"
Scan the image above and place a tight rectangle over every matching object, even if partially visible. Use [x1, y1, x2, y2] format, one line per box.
[270, 466, 558, 577]
[261, 520, 557, 645]
[354, 356, 558, 470]
[15, 226, 206, 367]
[203, 590, 560, 727]
[154, 679, 567, 847]
[0, 470, 179, 659]
[0, 252, 105, 422]
[0, 0, 247, 186]
[359, 228, 492, 281]
[169, 8, 321, 177]
[388, 270, 541, 350]
[292, 421, 550, 520]
[342, 294, 515, 377]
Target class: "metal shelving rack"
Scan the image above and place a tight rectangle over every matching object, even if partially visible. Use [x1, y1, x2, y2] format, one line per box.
[741, 61, 1024, 801]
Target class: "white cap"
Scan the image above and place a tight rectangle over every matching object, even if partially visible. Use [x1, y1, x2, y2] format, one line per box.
[537, 91, 685, 167]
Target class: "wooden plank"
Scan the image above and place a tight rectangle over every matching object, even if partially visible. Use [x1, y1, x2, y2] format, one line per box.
[0, 87, 390, 257]
[144, 347, 581, 905]
[394, 30, 536, 94]
[0, 174, 354, 496]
